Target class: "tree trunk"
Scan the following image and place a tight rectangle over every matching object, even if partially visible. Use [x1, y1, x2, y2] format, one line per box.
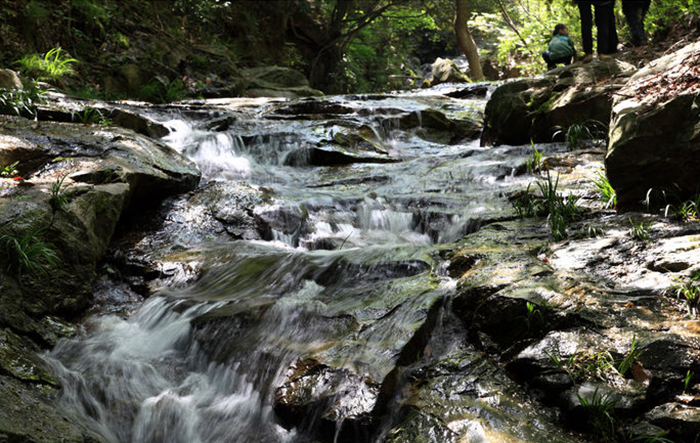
[455, 0, 483, 80]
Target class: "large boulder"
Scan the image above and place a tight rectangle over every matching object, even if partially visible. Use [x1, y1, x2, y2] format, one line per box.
[0, 114, 200, 320]
[422, 57, 470, 88]
[240, 66, 323, 98]
[606, 41, 700, 207]
[481, 60, 636, 146]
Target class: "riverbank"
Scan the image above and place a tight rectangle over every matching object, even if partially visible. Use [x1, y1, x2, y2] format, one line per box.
[2, 40, 700, 442]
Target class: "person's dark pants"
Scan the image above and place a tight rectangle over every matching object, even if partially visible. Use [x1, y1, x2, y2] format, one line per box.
[623, 1, 650, 46]
[578, 1, 617, 55]
[542, 51, 572, 70]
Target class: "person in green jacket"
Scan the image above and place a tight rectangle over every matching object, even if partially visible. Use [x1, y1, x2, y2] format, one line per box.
[542, 24, 578, 70]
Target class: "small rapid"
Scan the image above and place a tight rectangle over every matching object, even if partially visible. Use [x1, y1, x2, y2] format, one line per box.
[44, 85, 564, 442]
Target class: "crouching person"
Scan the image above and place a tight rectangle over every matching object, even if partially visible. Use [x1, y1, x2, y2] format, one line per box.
[542, 24, 578, 70]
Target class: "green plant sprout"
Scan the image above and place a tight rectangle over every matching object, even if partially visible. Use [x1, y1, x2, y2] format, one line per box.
[526, 142, 544, 174]
[1, 161, 20, 178]
[50, 173, 70, 211]
[522, 301, 546, 332]
[618, 336, 643, 376]
[684, 370, 694, 394]
[592, 169, 617, 209]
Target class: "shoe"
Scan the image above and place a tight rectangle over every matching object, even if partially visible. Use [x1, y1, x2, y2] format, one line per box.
[582, 54, 593, 63]
[599, 53, 613, 61]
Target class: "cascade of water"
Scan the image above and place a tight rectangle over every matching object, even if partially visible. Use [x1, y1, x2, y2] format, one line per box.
[44, 87, 549, 442]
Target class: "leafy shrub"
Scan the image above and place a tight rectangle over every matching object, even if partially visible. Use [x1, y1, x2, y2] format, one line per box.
[16, 47, 78, 82]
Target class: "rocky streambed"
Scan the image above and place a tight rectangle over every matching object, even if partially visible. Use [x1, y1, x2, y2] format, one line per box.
[1, 43, 700, 443]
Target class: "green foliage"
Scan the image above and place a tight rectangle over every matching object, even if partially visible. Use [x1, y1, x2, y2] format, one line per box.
[670, 193, 700, 221]
[522, 301, 546, 332]
[684, 370, 694, 394]
[526, 143, 544, 174]
[344, 5, 439, 92]
[71, 107, 111, 125]
[577, 388, 618, 442]
[0, 85, 43, 118]
[50, 173, 70, 212]
[1, 161, 19, 178]
[552, 120, 607, 149]
[0, 230, 61, 278]
[617, 336, 642, 377]
[512, 171, 584, 240]
[628, 217, 650, 242]
[16, 47, 78, 83]
[670, 273, 700, 318]
[592, 169, 617, 209]
[139, 76, 188, 103]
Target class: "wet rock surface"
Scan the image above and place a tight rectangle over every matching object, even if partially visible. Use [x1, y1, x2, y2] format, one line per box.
[5, 43, 700, 443]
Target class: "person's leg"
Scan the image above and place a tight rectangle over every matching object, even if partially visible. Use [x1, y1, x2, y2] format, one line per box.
[559, 55, 573, 66]
[609, 4, 618, 53]
[640, 1, 650, 45]
[594, 3, 613, 54]
[623, 3, 643, 46]
[542, 51, 556, 70]
[578, 4, 594, 56]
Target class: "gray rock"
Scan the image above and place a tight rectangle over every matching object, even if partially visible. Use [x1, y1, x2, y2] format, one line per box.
[481, 60, 636, 146]
[646, 402, 700, 441]
[423, 57, 470, 88]
[240, 66, 323, 98]
[0, 69, 22, 90]
[606, 41, 700, 207]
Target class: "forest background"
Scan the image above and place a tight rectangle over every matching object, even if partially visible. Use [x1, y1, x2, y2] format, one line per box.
[0, 0, 698, 100]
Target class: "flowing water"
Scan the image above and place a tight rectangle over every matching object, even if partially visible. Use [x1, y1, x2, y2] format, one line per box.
[44, 86, 571, 442]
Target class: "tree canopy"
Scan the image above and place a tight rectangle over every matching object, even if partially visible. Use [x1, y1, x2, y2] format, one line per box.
[0, 0, 698, 97]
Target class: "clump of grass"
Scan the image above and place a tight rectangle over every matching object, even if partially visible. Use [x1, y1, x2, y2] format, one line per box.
[670, 273, 700, 318]
[0, 230, 61, 278]
[550, 350, 617, 384]
[617, 336, 643, 377]
[50, 173, 70, 211]
[592, 168, 617, 209]
[0, 87, 42, 118]
[670, 193, 700, 221]
[512, 171, 584, 240]
[72, 107, 111, 125]
[577, 387, 618, 442]
[552, 120, 607, 149]
[629, 217, 650, 242]
[16, 47, 78, 82]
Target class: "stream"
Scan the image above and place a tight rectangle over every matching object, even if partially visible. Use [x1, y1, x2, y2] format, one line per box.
[42, 85, 584, 443]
